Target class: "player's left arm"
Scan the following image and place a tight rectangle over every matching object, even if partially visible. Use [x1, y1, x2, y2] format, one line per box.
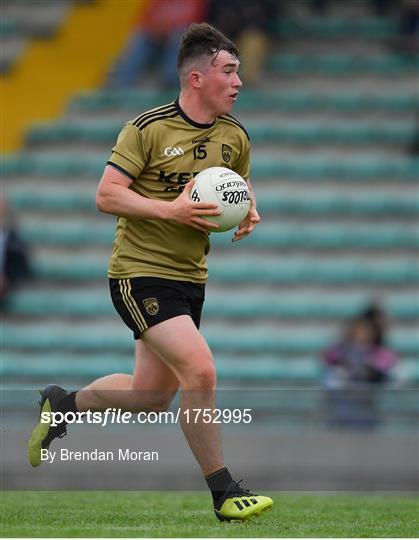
[232, 178, 260, 242]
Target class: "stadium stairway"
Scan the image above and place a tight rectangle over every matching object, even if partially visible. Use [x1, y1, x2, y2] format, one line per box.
[1, 0, 145, 152]
[2, 2, 418, 429]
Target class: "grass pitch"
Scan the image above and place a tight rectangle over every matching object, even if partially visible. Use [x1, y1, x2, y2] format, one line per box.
[1, 491, 417, 537]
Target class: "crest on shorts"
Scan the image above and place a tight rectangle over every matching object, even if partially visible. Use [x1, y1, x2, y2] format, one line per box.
[143, 297, 159, 316]
[222, 144, 232, 163]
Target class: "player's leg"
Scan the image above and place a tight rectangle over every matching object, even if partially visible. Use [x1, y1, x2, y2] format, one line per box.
[27, 341, 179, 467]
[142, 314, 223, 475]
[141, 314, 273, 521]
[75, 340, 179, 412]
[28, 277, 184, 467]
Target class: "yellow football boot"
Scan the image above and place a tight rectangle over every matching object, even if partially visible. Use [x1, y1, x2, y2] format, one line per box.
[27, 385, 69, 467]
[214, 480, 273, 522]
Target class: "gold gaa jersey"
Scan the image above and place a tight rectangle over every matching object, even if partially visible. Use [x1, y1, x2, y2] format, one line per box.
[107, 98, 250, 283]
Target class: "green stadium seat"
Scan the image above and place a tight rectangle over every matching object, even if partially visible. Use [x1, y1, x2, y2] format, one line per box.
[26, 122, 119, 144]
[1, 154, 103, 177]
[258, 195, 419, 216]
[5, 290, 418, 320]
[1, 15, 386, 71]
[276, 18, 397, 39]
[69, 89, 177, 112]
[207, 328, 418, 356]
[269, 53, 418, 74]
[3, 154, 417, 180]
[2, 324, 418, 355]
[0, 18, 19, 37]
[2, 349, 418, 388]
[214, 224, 418, 249]
[1, 352, 321, 381]
[247, 123, 414, 145]
[8, 189, 419, 216]
[207, 260, 418, 285]
[20, 221, 418, 249]
[69, 89, 417, 113]
[31, 255, 418, 285]
[25, 120, 415, 146]
[9, 190, 97, 212]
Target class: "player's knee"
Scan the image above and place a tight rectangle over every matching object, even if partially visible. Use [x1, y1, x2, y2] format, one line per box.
[148, 400, 171, 413]
[129, 388, 175, 413]
[145, 393, 174, 413]
[185, 362, 217, 390]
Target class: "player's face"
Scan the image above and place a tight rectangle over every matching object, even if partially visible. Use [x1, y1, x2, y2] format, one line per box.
[202, 50, 242, 116]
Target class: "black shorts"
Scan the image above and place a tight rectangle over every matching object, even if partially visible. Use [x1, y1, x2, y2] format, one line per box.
[109, 277, 205, 339]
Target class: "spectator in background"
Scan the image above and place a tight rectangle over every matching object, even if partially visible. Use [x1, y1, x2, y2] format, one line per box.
[108, 0, 207, 89]
[0, 198, 32, 304]
[207, 0, 278, 86]
[396, 0, 419, 55]
[323, 314, 397, 386]
[361, 300, 388, 347]
[322, 308, 398, 429]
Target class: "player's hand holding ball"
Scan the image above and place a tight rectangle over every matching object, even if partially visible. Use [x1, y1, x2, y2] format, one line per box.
[232, 200, 261, 242]
[189, 167, 254, 239]
[170, 178, 221, 234]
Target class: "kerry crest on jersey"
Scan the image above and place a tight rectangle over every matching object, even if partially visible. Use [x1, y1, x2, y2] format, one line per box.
[222, 144, 232, 163]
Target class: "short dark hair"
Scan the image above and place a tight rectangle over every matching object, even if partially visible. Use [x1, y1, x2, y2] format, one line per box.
[177, 22, 239, 75]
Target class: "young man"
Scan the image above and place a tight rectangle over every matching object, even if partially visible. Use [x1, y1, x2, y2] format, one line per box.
[28, 23, 273, 522]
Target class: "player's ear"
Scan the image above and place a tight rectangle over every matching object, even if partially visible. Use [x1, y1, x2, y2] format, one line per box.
[189, 70, 202, 88]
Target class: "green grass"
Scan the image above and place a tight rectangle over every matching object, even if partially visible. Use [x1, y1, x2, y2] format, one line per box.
[1, 491, 417, 537]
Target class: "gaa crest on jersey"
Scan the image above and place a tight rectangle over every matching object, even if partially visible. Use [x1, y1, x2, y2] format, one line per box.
[222, 144, 232, 163]
[143, 297, 159, 316]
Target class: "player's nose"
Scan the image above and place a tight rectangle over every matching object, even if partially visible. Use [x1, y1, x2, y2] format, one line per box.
[233, 72, 242, 88]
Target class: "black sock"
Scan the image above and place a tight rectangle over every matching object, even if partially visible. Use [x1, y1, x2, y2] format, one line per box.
[57, 391, 78, 414]
[205, 467, 234, 508]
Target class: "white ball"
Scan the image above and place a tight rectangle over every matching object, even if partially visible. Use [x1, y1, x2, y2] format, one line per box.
[190, 167, 250, 232]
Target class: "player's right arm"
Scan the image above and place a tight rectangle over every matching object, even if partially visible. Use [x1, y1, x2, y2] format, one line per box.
[96, 165, 220, 233]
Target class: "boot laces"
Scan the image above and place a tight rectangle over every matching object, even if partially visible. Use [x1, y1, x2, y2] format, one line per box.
[227, 479, 255, 498]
